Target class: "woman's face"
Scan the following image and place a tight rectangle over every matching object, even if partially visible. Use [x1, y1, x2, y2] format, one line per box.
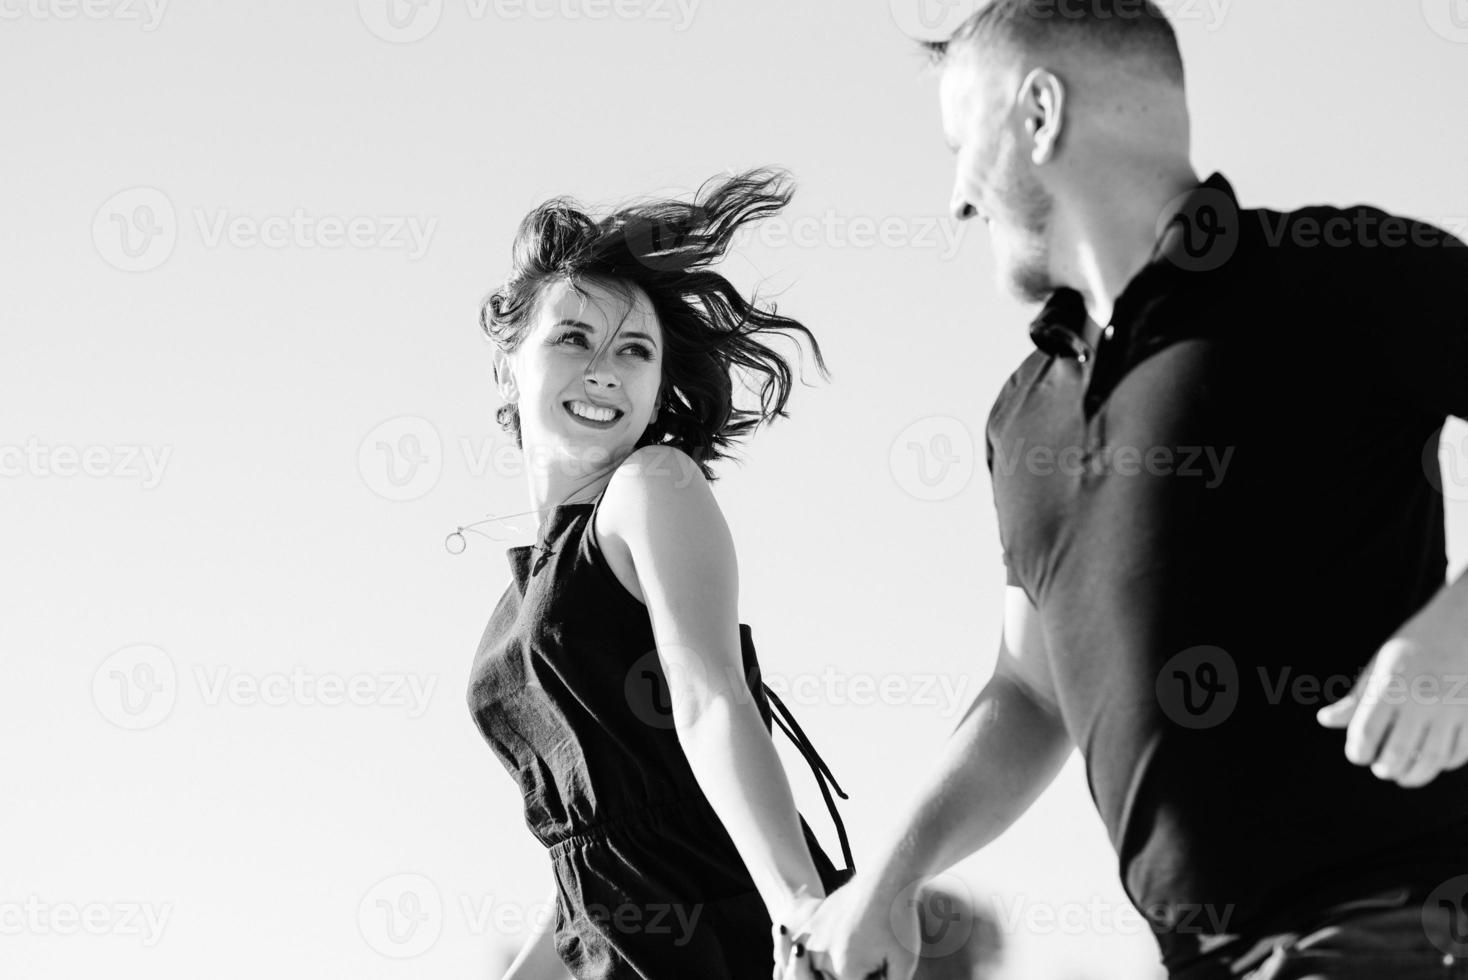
[500, 277, 665, 475]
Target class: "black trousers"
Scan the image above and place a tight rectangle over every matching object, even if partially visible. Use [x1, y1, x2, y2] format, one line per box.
[1170, 886, 1468, 980]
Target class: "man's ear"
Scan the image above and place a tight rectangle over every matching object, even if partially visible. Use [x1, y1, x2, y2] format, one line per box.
[1020, 68, 1065, 166]
[492, 349, 517, 400]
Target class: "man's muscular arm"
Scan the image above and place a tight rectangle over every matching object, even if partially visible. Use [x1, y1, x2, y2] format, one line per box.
[777, 587, 1075, 980]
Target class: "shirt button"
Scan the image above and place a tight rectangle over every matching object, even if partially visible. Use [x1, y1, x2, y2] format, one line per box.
[1103, 324, 1115, 340]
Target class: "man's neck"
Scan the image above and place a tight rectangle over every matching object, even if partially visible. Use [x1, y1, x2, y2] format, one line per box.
[1059, 165, 1201, 330]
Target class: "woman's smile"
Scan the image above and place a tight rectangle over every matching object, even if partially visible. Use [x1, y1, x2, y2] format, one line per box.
[563, 398, 625, 429]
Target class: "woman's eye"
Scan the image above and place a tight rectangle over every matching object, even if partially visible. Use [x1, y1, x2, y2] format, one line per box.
[623, 345, 653, 359]
[556, 332, 587, 346]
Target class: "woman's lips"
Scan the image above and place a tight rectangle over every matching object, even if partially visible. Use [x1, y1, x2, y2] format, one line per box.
[563, 400, 624, 429]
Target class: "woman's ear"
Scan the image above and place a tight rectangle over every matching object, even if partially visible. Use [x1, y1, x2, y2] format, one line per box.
[492, 349, 517, 401]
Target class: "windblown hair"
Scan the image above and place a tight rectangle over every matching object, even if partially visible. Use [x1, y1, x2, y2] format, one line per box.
[922, 0, 1184, 86]
[480, 168, 828, 482]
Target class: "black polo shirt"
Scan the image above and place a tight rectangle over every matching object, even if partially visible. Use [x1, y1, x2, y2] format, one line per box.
[985, 172, 1468, 968]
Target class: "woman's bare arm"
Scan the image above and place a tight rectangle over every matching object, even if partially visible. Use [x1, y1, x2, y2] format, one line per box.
[601, 445, 828, 926]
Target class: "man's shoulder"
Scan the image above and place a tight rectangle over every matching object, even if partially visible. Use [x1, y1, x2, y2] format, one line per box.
[1232, 199, 1466, 329]
[986, 347, 1053, 442]
[1240, 199, 1463, 268]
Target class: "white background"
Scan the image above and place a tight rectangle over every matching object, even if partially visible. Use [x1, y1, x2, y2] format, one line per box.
[5, 0, 1467, 977]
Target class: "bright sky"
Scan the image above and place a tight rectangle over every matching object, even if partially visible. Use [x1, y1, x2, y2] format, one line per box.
[5, 1, 1467, 977]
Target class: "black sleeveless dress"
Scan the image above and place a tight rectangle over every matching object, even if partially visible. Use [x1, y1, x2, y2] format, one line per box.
[466, 492, 854, 979]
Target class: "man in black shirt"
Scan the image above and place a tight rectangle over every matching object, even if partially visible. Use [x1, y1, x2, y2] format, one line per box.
[776, 2, 1468, 978]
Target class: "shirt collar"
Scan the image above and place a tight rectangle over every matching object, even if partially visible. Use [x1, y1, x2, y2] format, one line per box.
[1027, 172, 1240, 359]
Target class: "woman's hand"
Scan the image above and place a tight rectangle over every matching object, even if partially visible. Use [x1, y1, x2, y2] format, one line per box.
[773, 873, 920, 980]
[771, 883, 825, 976]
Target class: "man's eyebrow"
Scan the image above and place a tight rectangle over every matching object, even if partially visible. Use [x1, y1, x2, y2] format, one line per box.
[552, 319, 658, 347]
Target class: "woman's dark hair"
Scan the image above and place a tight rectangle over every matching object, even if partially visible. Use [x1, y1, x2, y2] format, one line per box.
[479, 168, 829, 481]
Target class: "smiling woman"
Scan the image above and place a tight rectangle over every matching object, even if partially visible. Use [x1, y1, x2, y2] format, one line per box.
[480, 168, 826, 483]
[466, 170, 855, 980]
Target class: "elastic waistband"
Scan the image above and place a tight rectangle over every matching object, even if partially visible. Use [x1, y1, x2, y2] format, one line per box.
[544, 795, 715, 860]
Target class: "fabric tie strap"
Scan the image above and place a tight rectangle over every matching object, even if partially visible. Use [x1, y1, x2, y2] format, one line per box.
[762, 683, 855, 878]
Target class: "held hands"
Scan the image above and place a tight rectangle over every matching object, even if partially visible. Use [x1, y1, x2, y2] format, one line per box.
[771, 875, 920, 980]
[1317, 604, 1468, 787]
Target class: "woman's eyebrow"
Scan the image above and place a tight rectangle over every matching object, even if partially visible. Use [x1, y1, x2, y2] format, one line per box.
[553, 318, 658, 348]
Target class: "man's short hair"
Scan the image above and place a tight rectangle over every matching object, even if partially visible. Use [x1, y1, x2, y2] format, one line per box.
[924, 0, 1185, 86]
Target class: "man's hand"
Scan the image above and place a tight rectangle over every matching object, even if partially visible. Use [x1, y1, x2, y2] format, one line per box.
[1317, 608, 1468, 787]
[772, 873, 920, 980]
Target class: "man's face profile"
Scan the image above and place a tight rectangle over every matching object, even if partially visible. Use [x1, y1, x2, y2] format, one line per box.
[939, 49, 1059, 304]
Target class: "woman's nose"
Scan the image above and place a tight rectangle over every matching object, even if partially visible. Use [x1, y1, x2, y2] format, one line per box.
[584, 363, 620, 389]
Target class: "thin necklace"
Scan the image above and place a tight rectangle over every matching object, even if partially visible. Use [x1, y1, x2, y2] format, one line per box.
[444, 470, 610, 563]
